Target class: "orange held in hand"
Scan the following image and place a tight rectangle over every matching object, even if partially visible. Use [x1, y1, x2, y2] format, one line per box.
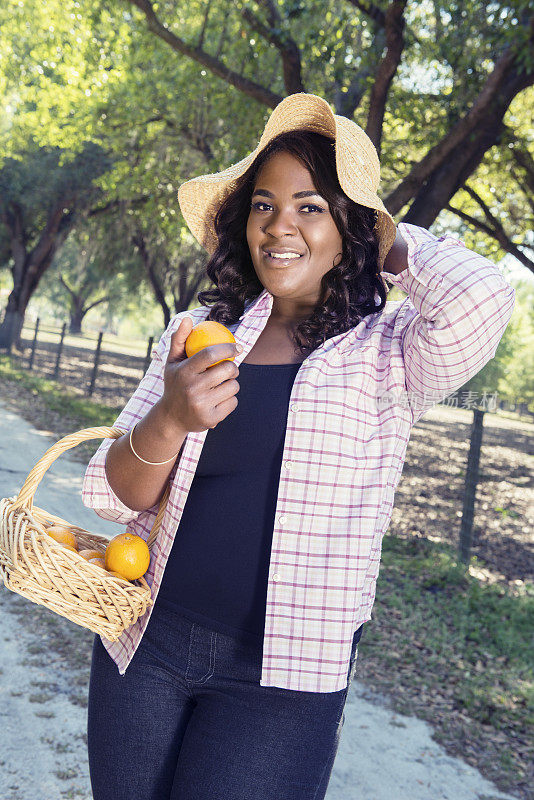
[45, 525, 78, 551]
[185, 321, 237, 366]
[104, 533, 150, 581]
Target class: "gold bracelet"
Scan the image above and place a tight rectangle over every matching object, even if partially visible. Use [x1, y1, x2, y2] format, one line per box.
[129, 421, 181, 466]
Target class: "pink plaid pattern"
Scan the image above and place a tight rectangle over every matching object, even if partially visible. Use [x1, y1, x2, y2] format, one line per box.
[82, 222, 515, 692]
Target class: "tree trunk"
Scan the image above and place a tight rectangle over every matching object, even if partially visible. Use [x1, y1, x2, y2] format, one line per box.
[69, 313, 83, 335]
[132, 231, 172, 327]
[0, 263, 52, 351]
[69, 295, 86, 335]
[0, 207, 70, 350]
[0, 305, 25, 352]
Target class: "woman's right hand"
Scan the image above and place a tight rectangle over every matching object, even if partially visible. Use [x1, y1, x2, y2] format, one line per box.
[159, 316, 241, 433]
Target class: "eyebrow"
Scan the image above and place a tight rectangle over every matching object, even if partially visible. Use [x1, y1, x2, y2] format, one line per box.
[251, 189, 323, 200]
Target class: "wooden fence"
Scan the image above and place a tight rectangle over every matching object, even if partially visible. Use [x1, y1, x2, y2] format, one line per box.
[7, 318, 159, 407]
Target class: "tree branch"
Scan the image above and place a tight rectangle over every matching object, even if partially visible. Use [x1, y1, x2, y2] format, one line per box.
[28, 200, 73, 275]
[446, 188, 534, 273]
[132, 227, 172, 326]
[240, 5, 304, 93]
[59, 273, 77, 301]
[198, 0, 212, 50]
[215, 9, 229, 59]
[88, 196, 150, 217]
[3, 204, 27, 284]
[258, 0, 281, 28]
[85, 295, 111, 313]
[345, 0, 386, 28]
[126, 0, 282, 107]
[365, 0, 407, 155]
[172, 258, 206, 313]
[510, 139, 534, 197]
[385, 42, 534, 216]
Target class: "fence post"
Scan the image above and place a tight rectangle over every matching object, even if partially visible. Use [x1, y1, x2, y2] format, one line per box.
[53, 322, 67, 380]
[88, 331, 103, 397]
[143, 335, 154, 374]
[458, 407, 485, 566]
[28, 318, 40, 370]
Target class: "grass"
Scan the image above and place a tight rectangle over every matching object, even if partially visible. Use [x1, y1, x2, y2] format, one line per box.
[376, 534, 532, 730]
[364, 533, 533, 796]
[0, 354, 122, 463]
[0, 354, 119, 427]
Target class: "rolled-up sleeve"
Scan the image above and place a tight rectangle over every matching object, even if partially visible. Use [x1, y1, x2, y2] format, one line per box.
[381, 222, 516, 424]
[81, 312, 187, 523]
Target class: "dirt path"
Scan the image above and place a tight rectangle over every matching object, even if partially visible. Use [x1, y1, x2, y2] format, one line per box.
[0, 589, 93, 800]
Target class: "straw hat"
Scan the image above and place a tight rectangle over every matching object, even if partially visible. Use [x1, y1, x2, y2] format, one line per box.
[178, 92, 397, 271]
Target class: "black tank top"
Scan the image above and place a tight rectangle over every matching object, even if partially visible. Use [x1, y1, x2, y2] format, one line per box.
[156, 362, 364, 648]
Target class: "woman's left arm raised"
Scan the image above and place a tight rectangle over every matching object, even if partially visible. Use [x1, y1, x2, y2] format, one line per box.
[379, 222, 516, 424]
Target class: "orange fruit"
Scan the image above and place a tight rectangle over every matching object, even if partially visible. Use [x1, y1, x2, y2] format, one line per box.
[104, 533, 150, 581]
[107, 570, 129, 581]
[62, 544, 78, 553]
[45, 525, 78, 551]
[185, 321, 236, 366]
[88, 557, 106, 569]
[79, 549, 105, 561]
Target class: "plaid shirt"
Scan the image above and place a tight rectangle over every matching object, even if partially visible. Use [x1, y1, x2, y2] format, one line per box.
[82, 222, 515, 692]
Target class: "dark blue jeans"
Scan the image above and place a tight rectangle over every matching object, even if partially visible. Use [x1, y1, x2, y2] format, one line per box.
[87, 600, 363, 800]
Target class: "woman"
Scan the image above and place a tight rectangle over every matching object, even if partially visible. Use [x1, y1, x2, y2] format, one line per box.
[83, 93, 515, 799]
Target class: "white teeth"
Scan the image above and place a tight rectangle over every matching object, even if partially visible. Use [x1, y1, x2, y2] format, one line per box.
[267, 252, 301, 259]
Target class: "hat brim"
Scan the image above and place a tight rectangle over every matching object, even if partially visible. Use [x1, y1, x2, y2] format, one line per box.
[178, 93, 396, 270]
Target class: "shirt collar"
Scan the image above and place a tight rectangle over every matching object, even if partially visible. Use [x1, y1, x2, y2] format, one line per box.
[241, 287, 273, 319]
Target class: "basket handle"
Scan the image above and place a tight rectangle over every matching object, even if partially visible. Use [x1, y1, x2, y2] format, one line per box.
[9, 426, 172, 550]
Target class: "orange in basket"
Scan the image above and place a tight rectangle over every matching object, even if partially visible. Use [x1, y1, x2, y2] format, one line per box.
[79, 549, 105, 561]
[105, 533, 150, 581]
[45, 525, 78, 550]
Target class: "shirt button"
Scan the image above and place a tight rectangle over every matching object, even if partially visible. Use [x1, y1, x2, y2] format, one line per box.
[272, 573, 281, 581]
[290, 403, 299, 412]
[284, 461, 292, 470]
[279, 515, 287, 525]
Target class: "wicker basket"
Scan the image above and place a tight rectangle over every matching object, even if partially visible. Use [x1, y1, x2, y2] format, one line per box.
[0, 426, 170, 642]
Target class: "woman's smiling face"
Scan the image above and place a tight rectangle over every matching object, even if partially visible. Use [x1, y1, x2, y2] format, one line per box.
[246, 150, 343, 324]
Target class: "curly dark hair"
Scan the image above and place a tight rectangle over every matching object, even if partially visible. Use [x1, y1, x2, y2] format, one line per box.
[197, 129, 387, 359]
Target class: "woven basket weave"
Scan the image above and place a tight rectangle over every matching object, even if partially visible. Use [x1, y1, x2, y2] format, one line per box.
[0, 426, 170, 642]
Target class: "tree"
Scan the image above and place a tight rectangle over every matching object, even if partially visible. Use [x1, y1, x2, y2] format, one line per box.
[37, 217, 132, 334]
[0, 0, 126, 348]
[0, 143, 112, 348]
